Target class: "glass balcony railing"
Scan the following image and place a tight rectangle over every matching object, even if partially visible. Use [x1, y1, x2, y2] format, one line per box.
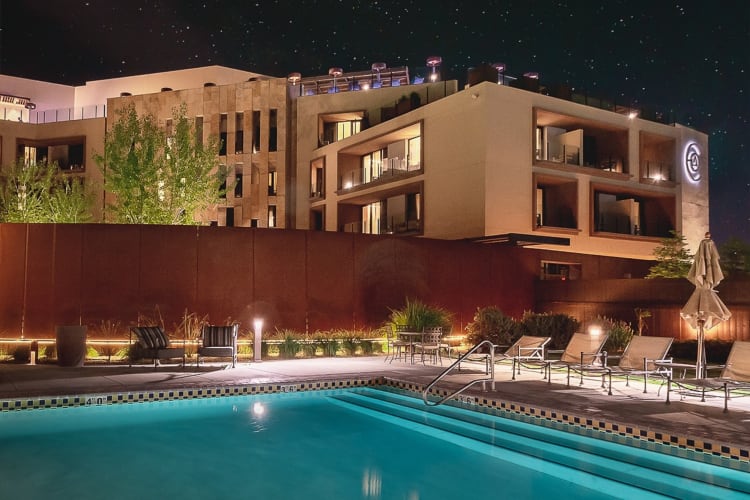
[27, 104, 107, 124]
[339, 158, 421, 190]
[341, 217, 421, 235]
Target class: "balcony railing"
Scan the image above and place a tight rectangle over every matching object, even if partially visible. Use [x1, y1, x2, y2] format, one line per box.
[641, 161, 674, 182]
[536, 144, 580, 166]
[342, 217, 421, 235]
[339, 158, 421, 191]
[28, 104, 107, 124]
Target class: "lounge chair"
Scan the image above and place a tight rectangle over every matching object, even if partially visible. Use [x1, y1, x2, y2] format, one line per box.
[666, 340, 750, 412]
[546, 332, 609, 387]
[458, 335, 551, 380]
[197, 324, 239, 368]
[602, 336, 673, 395]
[130, 326, 186, 368]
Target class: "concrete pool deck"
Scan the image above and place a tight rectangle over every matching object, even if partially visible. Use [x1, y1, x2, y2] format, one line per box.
[1, 357, 748, 460]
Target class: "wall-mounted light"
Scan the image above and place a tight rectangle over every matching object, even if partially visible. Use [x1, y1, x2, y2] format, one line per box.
[628, 110, 638, 120]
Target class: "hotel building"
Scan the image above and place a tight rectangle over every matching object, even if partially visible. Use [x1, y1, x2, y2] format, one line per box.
[0, 61, 709, 264]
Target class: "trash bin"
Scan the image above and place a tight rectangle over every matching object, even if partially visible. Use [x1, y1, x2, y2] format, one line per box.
[56, 325, 87, 367]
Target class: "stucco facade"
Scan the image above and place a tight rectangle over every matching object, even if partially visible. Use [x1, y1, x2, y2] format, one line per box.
[0, 64, 709, 261]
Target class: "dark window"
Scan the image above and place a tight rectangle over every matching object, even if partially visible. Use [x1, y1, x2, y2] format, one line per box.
[226, 207, 234, 227]
[195, 117, 204, 147]
[235, 170, 243, 198]
[251, 219, 259, 228]
[269, 109, 278, 152]
[219, 164, 227, 199]
[235, 112, 244, 154]
[252, 111, 261, 153]
[219, 114, 227, 156]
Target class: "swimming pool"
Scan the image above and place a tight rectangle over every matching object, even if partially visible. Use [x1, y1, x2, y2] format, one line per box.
[0, 387, 747, 499]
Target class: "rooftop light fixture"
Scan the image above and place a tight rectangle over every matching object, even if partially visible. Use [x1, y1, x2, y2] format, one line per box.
[328, 67, 343, 93]
[287, 72, 301, 85]
[492, 62, 506, 84]
[523, 71, 539, 80]
[628, 110, 639, 119]
[426, 56, 442, 82]
[371, 61, 386, 87]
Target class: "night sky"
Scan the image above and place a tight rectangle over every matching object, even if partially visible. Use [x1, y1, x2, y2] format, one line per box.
[0, 0, 747, 245]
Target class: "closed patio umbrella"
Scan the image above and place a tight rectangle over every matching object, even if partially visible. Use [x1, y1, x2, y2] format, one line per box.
[680, 233, 731, 378]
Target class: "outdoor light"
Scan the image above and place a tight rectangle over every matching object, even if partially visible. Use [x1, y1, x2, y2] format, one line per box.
[287, 72, 301, 85]
[492, 62, 506, 84]
[628, 110, 639, 119]
[252, 401, 266, 417]
[253, 318, 264, 362]
[328, 67, 343, 93]
[523, 71, 539, 80]
[588, 325, 603, 337]
[426, 55, 442, 82]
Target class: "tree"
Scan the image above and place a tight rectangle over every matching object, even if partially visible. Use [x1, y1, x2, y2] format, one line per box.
[0, 158, 93, 223]
[645, 230, 693, 278]
[719, 237, 750, 276]
[94, 103, 225, 224]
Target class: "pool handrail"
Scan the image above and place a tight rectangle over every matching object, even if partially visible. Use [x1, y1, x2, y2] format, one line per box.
[422, 340, 495, 406]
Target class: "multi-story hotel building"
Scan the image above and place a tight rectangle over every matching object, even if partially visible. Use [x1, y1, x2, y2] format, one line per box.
[0, 62, 709, 263]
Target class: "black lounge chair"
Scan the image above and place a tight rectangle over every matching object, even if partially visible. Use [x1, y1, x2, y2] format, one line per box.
[197, 324, 239, 368]
[130, 326, 186, 368]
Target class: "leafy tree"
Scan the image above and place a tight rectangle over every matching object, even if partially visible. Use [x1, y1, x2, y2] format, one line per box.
[465, 306, 518, 346]
[646, 230, 693, 279]
[94, 103, 225, 224]
[719, 237, 750, 276]
[0, 158, 93, 223]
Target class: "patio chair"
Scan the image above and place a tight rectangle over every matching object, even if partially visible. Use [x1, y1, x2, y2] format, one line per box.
[385, 325, 412, 363]
[546, 332, 609, 387]
[130, 326, 186, 368]
[197, 324, 239, 368]
[413, 327, 443, 365]
[458, 335, 551, 380]
[666, 340, 750, 412]
[602, 336, 673, 395]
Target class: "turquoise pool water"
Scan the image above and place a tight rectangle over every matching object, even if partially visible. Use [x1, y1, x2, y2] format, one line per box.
[0, 387, 747, 499]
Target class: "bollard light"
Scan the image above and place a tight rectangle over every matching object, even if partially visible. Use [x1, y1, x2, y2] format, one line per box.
[253, 318, 264, 362]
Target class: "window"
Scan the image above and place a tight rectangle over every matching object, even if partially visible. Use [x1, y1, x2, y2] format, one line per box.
[407, 136, 421, 169]
[268, 205, 277, 228]
[533, 175, 578, 229]
[17, 137, 85, 171]
[268, 170, 277, 196]
[195, 117, 203, 147]
[269, 109, 277, 152]
[361, 201, 383, 234]
[252, 111, 261, 153]
[322, 119, 362, 144]
[361, 148, 386, 184]
[235, 113, 244, 154]
[219, 164, 227, 199]
[225, 207, 235, 227]
[234, 165, 243, 198]
[310, 158, 325, 197]
[219, 114, 227, 156]
[592, 185, 675, 238]
[541, 261, 581, 280]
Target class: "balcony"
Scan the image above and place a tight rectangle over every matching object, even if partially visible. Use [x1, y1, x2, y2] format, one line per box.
[338, 158, 421, 192]
[342, 217, 422, 235]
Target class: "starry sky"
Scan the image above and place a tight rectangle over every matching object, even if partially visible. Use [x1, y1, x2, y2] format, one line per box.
[0, 0, 747, 244]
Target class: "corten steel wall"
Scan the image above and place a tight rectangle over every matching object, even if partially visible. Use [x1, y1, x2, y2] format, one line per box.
[0, 223, 539, 338]
[535, 278, 750, 341]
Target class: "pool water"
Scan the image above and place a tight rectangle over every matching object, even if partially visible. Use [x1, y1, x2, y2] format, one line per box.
[0, 387, 747, 499]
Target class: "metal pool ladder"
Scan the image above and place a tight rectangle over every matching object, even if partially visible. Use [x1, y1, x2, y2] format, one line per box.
[422, 340, 496, 406]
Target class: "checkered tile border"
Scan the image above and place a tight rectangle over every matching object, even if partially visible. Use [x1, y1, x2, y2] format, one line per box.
[1, 375, 747, 466]
[386, 378, 750, 466]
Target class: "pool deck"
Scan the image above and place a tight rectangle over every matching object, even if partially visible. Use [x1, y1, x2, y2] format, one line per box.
[1, 357, 748, 458]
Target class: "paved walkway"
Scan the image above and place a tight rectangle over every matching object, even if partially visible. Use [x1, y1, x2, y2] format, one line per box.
[1, 357, 748, 455]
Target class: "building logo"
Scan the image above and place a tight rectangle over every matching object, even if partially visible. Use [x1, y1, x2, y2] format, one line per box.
[684, 142, 701, 182]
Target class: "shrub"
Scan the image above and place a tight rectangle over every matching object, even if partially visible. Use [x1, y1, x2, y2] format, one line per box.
[13, 345, 30, 363]
[277, 331, 301, 359]
[341, 336, 359, 356]
[591, 316, 635, 353]
[43, 344, 57, 359]
[518, 311, 580, 349]
[465, 306, 518, 347]
[388, 298, 453, 332]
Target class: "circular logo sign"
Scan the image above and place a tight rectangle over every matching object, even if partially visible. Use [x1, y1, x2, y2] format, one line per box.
[685, 143, 701, 182]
